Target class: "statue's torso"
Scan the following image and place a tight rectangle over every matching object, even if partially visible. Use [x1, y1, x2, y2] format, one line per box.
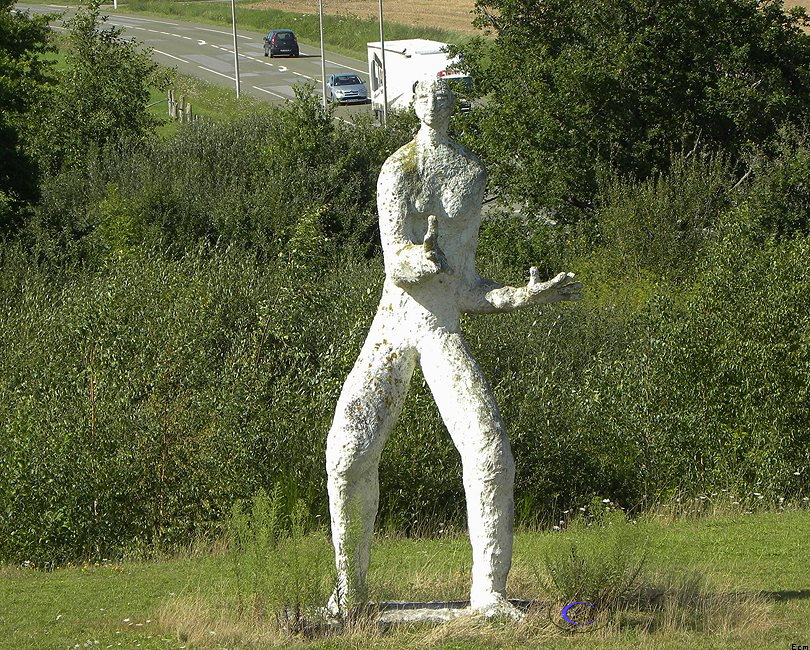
[376, 138, 488, 330]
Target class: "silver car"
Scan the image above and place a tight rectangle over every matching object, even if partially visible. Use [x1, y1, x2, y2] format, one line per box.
[326, 74, 368, 104]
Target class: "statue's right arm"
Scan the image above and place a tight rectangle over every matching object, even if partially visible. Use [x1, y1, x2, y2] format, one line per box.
[378, 161, 446, 287]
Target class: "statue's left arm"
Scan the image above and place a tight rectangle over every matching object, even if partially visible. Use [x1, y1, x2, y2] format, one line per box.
[460, 267, 582, 314]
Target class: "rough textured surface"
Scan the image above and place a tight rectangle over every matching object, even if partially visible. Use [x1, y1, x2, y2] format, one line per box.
[325, 79, 582, 620]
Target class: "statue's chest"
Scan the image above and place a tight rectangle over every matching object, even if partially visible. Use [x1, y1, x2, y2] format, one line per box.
[409, 154, 484, 218]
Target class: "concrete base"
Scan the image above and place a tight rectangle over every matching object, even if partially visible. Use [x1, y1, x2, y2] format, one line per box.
[373, 599, 533, 625]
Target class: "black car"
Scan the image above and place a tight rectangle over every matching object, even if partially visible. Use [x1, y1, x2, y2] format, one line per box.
[263, 29, 299, 58]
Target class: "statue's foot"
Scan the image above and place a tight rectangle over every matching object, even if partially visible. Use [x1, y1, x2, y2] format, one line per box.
[469, 593, 525, 621]
[326, 587, 369, 621]
[326, 589, 344, 619]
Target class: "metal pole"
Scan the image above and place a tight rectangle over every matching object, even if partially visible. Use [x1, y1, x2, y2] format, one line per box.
[231, 0, 241, 98]
[378, 0, 387, 125]
[319, 0, 327, 108]
[113, 0, 118, 10]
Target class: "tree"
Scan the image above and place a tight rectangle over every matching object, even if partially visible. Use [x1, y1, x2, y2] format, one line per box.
[0, 0, 53, 231]
[35, 0, 171, 172]
[455, 0, 810, 219]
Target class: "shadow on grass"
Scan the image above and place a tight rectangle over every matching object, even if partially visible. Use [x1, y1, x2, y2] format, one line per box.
[759, 589, 810, 602]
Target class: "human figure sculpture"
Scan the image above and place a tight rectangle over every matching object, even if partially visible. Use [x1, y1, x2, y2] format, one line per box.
[326, 78, 582, 619]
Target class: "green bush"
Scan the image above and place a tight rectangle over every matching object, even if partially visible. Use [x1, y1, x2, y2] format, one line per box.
[228, 486, 334, 628]
[30, 88, 414, 262]
[0, 247, 381, 564]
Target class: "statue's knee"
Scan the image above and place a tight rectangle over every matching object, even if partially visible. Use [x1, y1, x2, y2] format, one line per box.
[461, 432, 514, 480]
[326, 433, 377, 481]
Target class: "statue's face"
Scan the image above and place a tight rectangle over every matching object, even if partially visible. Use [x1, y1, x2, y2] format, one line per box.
[413, 80, 454, 128]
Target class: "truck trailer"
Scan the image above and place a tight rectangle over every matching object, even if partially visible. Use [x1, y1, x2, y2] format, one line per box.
[367, 38, 469, 119]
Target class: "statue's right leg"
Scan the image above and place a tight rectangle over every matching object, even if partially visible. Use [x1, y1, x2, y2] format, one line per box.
[326, 330, 416, 615]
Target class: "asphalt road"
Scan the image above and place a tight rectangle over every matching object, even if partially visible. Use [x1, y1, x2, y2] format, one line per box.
[16, 3, 373, 117]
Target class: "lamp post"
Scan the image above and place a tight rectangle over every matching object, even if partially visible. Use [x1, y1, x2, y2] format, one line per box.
[319, 0, 327, 107]
[378, 0, 387, 125]
[231, 0, 241, 98]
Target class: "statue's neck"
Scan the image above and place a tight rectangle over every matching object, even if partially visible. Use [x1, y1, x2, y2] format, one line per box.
[416, 124, 450, 150]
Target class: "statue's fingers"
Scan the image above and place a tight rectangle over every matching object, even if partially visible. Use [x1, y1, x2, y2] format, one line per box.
[424, 215, 438, 248]
[560, 281, 583, 292]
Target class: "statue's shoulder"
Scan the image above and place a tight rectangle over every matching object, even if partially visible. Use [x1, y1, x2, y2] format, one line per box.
[448, 140, 486, 184]
[380, 140, 418, 180]
[382, 140, 416, 168]
[451, 140, 485, 169]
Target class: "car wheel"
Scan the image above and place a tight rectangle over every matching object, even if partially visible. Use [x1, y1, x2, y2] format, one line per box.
[293, 51, 299, 58]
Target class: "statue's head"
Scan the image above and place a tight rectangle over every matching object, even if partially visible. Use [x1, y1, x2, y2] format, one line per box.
[413, 78, 455, 128]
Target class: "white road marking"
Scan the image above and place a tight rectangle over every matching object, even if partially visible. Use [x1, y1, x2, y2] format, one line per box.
[113, 15, 180, 27]
[325, 59, 365, 74]
[197, 39, 206, 45]
[252, 85, 288, 100]
[198, 65, 235, 81]
[197, 26, 253, 39]
[152, 48, 188, 64]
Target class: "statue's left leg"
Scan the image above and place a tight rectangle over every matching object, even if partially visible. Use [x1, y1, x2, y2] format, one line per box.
[419, 330, 520, 618]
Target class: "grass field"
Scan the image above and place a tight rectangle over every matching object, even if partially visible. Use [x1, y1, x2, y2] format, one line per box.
[247, 0, 810, 35]
[2, 507, 808, 649]
[247, 0, 480, 35]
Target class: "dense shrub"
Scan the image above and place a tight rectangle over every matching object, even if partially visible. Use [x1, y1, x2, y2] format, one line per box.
[32, 0, 171, 174]
[29, 90, 414, 262]
[0, 246, 381, 564]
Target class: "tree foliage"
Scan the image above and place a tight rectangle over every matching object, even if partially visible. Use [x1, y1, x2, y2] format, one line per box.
[0, 0, 53, 230]
[456, 0, 810, 218]
[34, 0, 171, 172]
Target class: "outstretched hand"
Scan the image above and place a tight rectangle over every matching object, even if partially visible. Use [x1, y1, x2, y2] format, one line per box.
[526, 268, 582, 304]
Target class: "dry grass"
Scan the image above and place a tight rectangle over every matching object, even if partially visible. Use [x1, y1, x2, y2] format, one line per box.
[246, 0, 480, 35]
[158, 596, 284, 647]
[627, 573, 773, 637]
[158, 594, 388, 647]
[244, 0, 810, 36]
[156, 566, 773, 648]
[246, 0, 810, 35]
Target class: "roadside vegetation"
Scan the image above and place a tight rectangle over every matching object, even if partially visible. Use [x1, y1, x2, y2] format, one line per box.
[1, 0, 809, 646]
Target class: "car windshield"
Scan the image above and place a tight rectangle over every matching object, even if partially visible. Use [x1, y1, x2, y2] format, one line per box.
[276, 32, 292, 41]
[335, 75, 361, 86]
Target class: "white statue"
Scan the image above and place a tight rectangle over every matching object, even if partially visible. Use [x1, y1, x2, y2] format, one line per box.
[326, 78, 582, 619]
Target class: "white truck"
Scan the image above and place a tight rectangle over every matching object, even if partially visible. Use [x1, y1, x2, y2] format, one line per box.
[367, 38, 470, 119]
